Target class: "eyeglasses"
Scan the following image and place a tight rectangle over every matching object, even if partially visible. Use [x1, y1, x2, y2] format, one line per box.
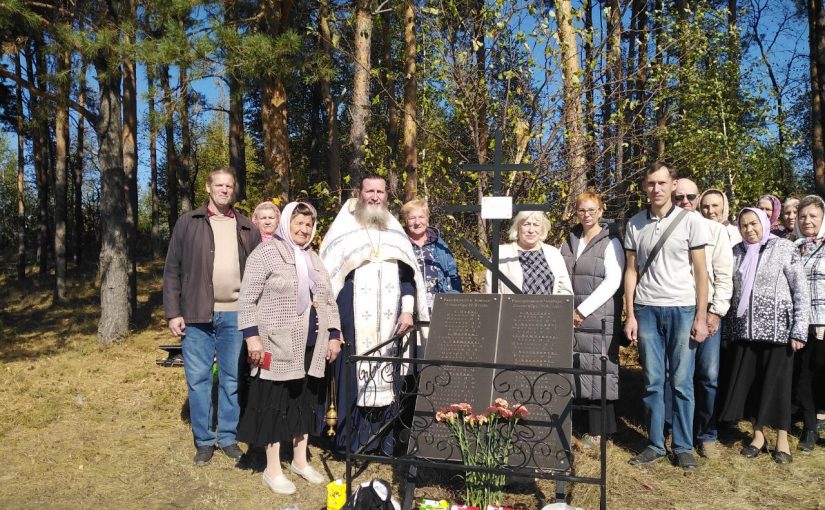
[576, 208, 600, 216]
[674, 194, 698, 202]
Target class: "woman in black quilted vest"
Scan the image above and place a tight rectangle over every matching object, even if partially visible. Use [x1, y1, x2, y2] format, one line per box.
[560, 191, 625, 449]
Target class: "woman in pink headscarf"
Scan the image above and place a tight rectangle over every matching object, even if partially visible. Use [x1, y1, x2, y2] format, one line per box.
[719, 207, 809, 465]
[756, 194, 784, 237]
[237, 202, 343, 494]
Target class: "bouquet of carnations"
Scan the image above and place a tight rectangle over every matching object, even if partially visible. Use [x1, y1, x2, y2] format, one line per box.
[435, 399, 528, 508]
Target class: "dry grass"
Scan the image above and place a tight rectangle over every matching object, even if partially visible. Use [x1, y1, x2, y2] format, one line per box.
[1, 263, 825, 509]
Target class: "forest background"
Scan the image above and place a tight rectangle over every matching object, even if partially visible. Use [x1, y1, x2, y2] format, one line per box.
[0, 0, 821, 348]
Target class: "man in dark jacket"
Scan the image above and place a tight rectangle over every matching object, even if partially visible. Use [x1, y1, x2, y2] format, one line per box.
[163, 167, 261, 466]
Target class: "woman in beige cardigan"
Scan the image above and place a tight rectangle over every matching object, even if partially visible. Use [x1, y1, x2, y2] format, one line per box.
[485, 210, 573, 295]
[237, 202, 342, 495]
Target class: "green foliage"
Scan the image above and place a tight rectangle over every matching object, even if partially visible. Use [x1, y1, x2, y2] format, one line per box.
[653, 4, 793, 212]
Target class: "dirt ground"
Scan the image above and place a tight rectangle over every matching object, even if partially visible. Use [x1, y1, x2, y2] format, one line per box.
[2, 262, 825, 510]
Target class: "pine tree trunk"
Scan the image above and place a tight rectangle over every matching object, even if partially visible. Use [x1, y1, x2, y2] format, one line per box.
[179, 64, 193, 213]
[811, 0, 825, 195]
[26, 43, 50, 277]
[15, 50, 26, 282]
[308, 84, 323, 183]
[260, 0, 293, 203]
[123, 5, 139, 315]
[160, 66, 178, 229]
[320, 0, 341, 201]
[148, 66, 161, 260]
[350, 0, 373, 182]
[226, 0, 247, 200]
[262, 79, 291, 202]
[95, 56, 130, 344]
[53, 50, 70, 302]
[72, 61, 86, 266]
[381, 8, 399, 195]
[402, 0, 418, 203]
[557, 0, 587, 204]
[228, 75, 246, 200]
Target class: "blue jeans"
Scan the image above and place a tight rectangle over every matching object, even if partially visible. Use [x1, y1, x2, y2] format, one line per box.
[694, 327, 720, 442]
[636, 305, 697, 455]
[182, 311, 244, 448]
[663, 326, 721, 443]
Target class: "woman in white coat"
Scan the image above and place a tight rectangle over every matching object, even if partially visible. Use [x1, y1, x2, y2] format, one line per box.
[485, 211, 573, 295]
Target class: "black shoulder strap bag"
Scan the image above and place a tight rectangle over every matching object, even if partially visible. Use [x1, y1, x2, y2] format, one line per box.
[637, 208, 690, 281]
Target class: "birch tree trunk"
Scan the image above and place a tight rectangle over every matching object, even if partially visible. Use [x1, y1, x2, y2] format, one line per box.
[607, 0, 625, 221]
[557, 0, 587, 204]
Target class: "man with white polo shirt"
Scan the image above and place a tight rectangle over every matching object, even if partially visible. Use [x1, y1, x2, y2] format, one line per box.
[671, 178, 733, 459]
[624, 162, 710, 469]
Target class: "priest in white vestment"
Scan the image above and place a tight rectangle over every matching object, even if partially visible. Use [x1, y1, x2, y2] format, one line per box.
[319, 174, 429, 455]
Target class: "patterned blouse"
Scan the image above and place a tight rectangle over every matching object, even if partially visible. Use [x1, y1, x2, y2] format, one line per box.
[800, 237, 825, 338]
[412, 242, 439, 312]
[519, 249, 555, 295]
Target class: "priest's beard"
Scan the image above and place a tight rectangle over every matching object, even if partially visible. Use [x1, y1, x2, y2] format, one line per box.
[353, 199, 390, 230]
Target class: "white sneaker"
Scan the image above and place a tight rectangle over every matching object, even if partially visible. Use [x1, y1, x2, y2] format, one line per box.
[290, 462, 326, 484]
[262, 472, 296, 494]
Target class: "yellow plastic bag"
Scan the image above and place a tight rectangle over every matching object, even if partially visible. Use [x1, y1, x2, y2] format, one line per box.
[327, 479, 346, 510]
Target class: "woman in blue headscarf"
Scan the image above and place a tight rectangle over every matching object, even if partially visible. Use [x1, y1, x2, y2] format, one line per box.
[719, 207, 809, 464]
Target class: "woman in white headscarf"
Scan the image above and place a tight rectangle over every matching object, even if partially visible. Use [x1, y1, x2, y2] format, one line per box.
[719, 207, 809, 465]
[699, 188, 742, 245]
[237, 202, 342, 494]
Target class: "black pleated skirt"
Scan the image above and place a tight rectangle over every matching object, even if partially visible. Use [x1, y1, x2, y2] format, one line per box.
[719, 340, 794, 431]
[237, 347, 324, 447]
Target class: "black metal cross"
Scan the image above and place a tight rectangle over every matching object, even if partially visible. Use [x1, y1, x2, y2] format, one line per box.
[446, 130, 553, 293]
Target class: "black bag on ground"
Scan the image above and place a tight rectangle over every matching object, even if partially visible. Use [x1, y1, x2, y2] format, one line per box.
[351, 479, 396, 510]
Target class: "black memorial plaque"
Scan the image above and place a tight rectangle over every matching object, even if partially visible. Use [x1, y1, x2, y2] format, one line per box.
[495, 295, 574, 470]
[410, 294, 501, 462]
[410, 293, 575, 471]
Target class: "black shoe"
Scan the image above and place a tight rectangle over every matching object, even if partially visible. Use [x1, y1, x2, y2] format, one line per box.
[798, 429, 818, 452]
[675, 452, 698, 470]
[193, 446, 215, 466]
[628, 447, 666, 466]
[221, 443, 244, 461]
[740, 443, 765, 458]
[772, 450, 793, 464]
